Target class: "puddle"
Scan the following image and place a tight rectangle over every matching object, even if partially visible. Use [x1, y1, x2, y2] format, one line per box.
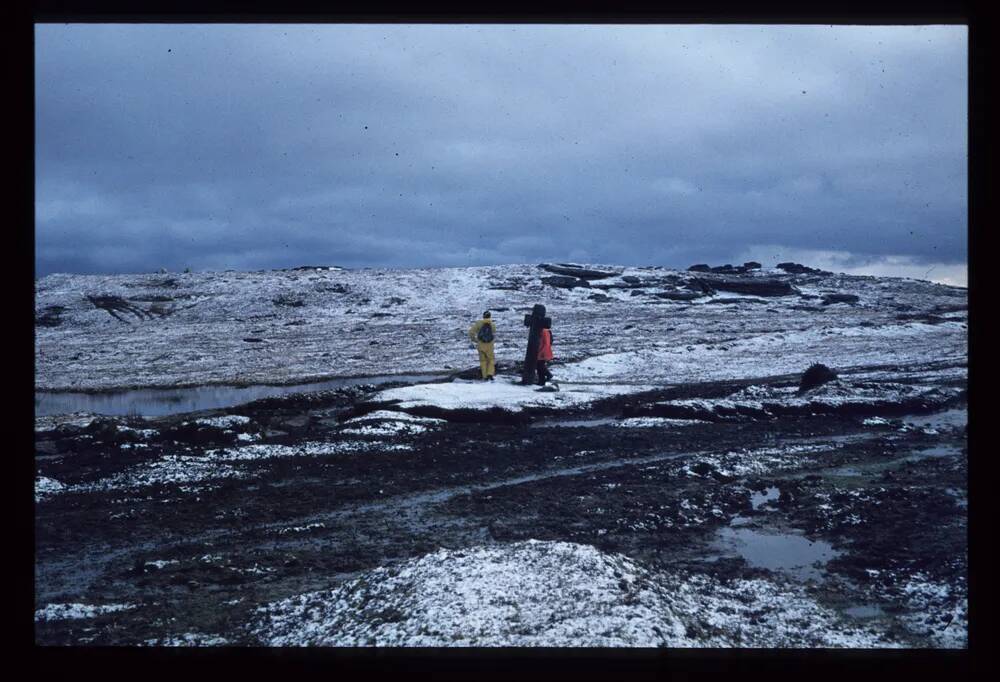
[902, 444, 963, 462]
[750, 487, 780, 509]
[844, 604, 886, 618]
[824, 434, 864, 446]
[35, 374, 445, 417]
[902, 408, 967, 431]
[824, 444, 963, 479]
[711, 527, 841, 581]
[530, 417, 618, 429]
[945, 487, 968, 509]
[827, 466, 864, 478]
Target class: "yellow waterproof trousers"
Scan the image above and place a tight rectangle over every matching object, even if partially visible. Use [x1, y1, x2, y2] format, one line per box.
[477, 342, 495, 378]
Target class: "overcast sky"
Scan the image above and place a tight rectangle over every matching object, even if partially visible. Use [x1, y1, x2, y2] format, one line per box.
[35, 23, 968, 285]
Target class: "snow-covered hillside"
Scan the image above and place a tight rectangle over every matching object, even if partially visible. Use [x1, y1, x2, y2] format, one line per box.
[35, 263, 966, 392]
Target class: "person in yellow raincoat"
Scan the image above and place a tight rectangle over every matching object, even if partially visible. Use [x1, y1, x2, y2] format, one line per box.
[468, 311, 496, 381]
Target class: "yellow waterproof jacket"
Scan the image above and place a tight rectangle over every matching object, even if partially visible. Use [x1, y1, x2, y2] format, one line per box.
[469, 319, 496, 347]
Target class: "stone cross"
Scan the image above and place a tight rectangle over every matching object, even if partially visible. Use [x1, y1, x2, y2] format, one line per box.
[521, 304, 551, 384]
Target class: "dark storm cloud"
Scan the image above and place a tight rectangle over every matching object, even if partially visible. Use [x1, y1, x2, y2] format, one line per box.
[35, 24, 967, 278]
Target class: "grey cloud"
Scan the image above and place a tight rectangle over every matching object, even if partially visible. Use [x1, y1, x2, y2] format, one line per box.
[35, 24, 966, 277]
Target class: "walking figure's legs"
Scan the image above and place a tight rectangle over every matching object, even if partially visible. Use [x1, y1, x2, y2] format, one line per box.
[479, 348, 490, 379]
[478, 345, 496, 379]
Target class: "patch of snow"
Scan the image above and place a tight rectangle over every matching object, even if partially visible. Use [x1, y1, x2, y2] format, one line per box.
[35, 602, 136, 622]
[207, 441, 413, 462]
[655, 382, 960, 417]
[375, 380, 657, 413]
[231, 564, 274, 575]
[278, 522, 326, 535]
[35, 476, 66, 502]
[192, 414, 252, 429]
[34, 412, 99, 431]
[615, 417, 707, 428]
[249, 540, 899, 647]
[143, 633, 230, 646]
[118, 426, 159, 438]
[70, 455, 250, 492]
[345, 410, 447, 424]
[687, 443, 834, 479]
[70, 438, 416, 493]
[895, 572, 967, 648]
[341, 421, 432, 437]
[146, 559, 180, 569]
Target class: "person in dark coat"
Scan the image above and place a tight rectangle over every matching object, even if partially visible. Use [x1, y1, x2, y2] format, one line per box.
[536, 318, 554, 386]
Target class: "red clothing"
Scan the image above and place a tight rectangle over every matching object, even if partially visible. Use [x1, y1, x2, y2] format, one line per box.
[537, 329, 554, 360]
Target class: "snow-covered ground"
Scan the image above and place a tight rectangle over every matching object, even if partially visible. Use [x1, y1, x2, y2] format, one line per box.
[35, 602, 137, 622]
[34, 263, 968, 649]
[35, 264, 966, 392]
[555, 321, 966, 386]
[34, 476, 66, 502]
[37, 439, 414, 500]
[341, 409, 447, 436]
[375, 378, 657, 413]
[142, 633, 231, 646]
[644, 381, 964, 420]
[249, 539, 900, 647]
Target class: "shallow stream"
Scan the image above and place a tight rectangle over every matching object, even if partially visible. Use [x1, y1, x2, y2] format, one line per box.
[34, 373, 445, 417]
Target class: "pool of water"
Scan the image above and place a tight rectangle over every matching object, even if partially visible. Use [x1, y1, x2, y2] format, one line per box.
[902, 408, 967, 432]
[711, 526, 841, 582]
[827, 466, 864, 478]
[903, 444, 964, 462]
[823, 443, 963, 479]
[34, 373, 445, 417]
[945, 487, 968, 509]
[844, 603, 886, 618]
[750, 487, 780, 509]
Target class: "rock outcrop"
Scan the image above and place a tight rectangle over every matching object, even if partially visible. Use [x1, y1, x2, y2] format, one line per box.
[539, 263, 620, 280]
[688, 262, 762, 274]
[695, 277, 796, 297]
[541, 275, 591, 290]
[821, 293, 860, 305]
[653, 291, 704, 301]
[777, 262, 825, 275]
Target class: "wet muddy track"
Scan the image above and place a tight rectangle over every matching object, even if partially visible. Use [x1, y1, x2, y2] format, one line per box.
[35, 374, 967, 645]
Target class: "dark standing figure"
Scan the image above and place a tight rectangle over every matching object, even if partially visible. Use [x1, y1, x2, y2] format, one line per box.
[536, 318, 555, 386]
[521, 304, 551, 384]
